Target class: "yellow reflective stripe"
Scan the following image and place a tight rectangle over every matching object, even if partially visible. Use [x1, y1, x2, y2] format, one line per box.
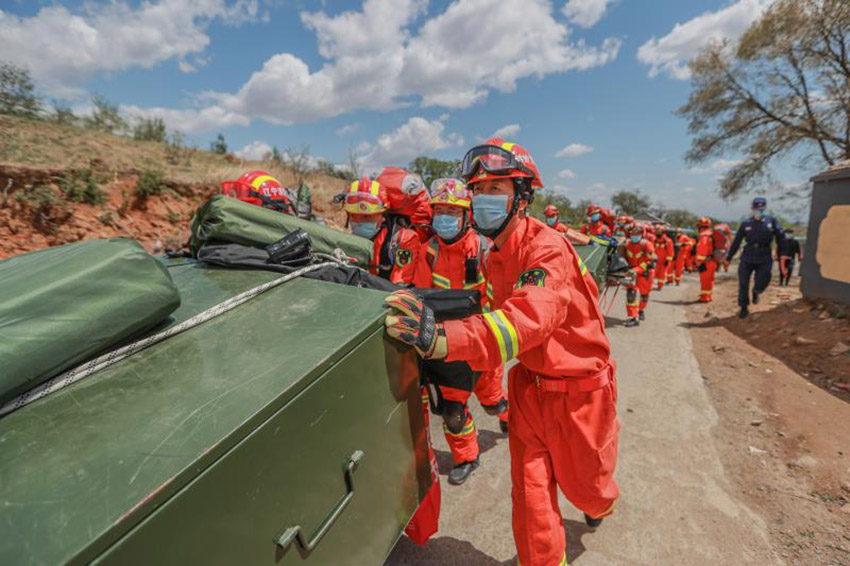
[483, 310, 518, 362]
[559, 553, 569, 566]
[501, 142, 515, 151]
[589, 235, 609, 246]
[250, 174, 277, 189]
[432, 273, 451, 289]
[443, 420, 475, 437]
[486, 282, 494, 299]
[577, 256, 588, 276]
[696, 255, 707, 260]
[369, 180, 381, 196]
[463, 274, 486, 289]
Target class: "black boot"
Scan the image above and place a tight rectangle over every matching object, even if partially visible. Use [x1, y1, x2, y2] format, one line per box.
[482, 398, 508, 417]
[584, 513, 603, 528]
[752, 290, 760, 304]
[738, 306, 749, 319]
[624, 318, 639, 327]
[638, 310, 646, 321]
[499, 419, 508, 434]
[448, 458, 480, 485]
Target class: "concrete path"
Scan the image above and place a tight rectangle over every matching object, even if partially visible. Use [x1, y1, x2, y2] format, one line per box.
[384, 278, 782, 565]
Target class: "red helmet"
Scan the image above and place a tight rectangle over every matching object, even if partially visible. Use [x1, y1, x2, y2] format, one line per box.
[587, 204, 602, 216]
[343, 176, 389, 214]
[429, 178, 471, 209]
[221, 171, 293, 211]
[626, 223, 643, 236]
[460, 138, 543, 188]
[544, 204, 559, 217]
[697, 216, 712, 229]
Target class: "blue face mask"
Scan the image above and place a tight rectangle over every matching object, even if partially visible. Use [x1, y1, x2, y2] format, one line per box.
[630, 235, 642, 244]
[433, 214, 462, 241]
[590, 213, 601, 222]
[752, 209, 764, 219]
[350, 220, 381, 239]
[545, 216, 557, 226]
[472, 194, 510, 232]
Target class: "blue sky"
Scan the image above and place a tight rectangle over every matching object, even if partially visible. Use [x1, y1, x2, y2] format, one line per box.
[1, 0, 811, 221]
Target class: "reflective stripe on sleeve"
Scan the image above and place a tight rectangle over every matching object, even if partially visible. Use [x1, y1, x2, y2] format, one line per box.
[483, 310, 519, 362]
[432, 273, 451, 289]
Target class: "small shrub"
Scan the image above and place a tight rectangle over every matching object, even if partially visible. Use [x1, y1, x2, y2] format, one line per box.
[210, 133, 228, 154]
[98, 211, 115, 226]
[83, 94, 127, 134]
[14, 184, 70, 233]
[165, 131, 191, 165]
[59, 169, 105, 205]
[165, 210, 181, 224]
[133, 117, 167, 142]
[134, 170, 167, 201]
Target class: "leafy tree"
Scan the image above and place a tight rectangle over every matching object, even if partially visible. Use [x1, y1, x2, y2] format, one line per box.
[678, 0, 850, 198]
[663, 208, 701, 228]
[409, 156, 461, 188]
[133, 117, 167, 142]
[610, 190, 651, 215]
[271, 145, 283, 164]
[84, 94, 127, 134]
[0, 62, 42, 118]
[210, 133, 228, 154]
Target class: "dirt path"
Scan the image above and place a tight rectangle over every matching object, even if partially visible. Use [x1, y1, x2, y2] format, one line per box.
[685, 271, 850, 566]
[385, 276, 785, 565]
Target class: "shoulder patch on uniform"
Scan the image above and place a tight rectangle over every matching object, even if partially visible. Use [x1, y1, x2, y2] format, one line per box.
[516, 268, 547, 289]
[395, 248, 413, 267]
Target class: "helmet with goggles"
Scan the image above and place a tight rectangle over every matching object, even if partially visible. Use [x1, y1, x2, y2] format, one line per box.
[221, 170, 294, 213]
[343, 176, 388, 214]
[460, 138, 542, 188]
[429, 178, 471, 208]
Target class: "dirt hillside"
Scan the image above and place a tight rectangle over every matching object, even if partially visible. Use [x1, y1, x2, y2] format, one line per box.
[0, 115, 350, 259]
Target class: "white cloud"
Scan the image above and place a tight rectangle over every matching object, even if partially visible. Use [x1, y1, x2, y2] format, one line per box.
[637, 0, 772, 80]
[0, 1, 261, 98]
[556, 143, 594, 158]
[336, 123, 359, 136]
[551, 184, 572, 194]
[558, 169, 576, 179]
[235, 141, 273, 160]
[358, 115, 463, 172]
[491, 123, 522, 139]
[121, 104, 250, 134]
[683, 159, 741, 174]
[124, 0, 622, 131]
[562, 0, 615, 28]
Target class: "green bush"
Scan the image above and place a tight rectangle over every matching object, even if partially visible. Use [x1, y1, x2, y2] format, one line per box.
[59, 169, 105, 205]
[134, 170, 167, 201]
[133, 117, 167, 142]
[0, 62, 42, 118]
[14, 184, 70, 232]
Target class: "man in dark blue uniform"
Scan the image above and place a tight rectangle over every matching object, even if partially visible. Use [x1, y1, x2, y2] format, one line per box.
[726, 197, 785, 319]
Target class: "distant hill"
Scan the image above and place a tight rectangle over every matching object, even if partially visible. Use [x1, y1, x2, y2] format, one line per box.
[0, 115, 350, 259]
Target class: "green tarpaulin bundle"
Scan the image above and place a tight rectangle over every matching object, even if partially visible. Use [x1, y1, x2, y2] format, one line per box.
[189, 195, 373, 267]
[0, 239, 181, 405]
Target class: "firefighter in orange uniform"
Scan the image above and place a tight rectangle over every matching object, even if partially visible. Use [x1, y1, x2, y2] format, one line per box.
[653, 223, 674, 291]
[713, 222, 733, 272]
[695, 217, 717, 302]
[413, 178, 509, 485]
[581, 204, 612, 238]
[673, 228, 692, 285]
[384, 139, 619, 566]
[543, 204, 569, 233]
[343, 176, 421, 284]
[622, 223, 654, 327]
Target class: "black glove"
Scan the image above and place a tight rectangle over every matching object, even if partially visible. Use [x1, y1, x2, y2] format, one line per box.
[698, 263, 707, 273]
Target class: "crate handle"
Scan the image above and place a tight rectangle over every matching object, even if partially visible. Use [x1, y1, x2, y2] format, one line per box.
[275, 450, 364, 554]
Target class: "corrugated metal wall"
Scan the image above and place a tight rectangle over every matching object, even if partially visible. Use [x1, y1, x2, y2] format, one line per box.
[801, 165, 850, 305]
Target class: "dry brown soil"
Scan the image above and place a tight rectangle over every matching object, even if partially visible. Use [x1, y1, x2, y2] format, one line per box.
[685, 270, 850, 565]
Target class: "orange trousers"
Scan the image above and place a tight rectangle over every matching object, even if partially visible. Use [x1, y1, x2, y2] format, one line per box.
[655, 260, 667, 290]
[626, 272, 653, 318]
[674, 253, 687, 284]
[699, 260, 717, 302]
[509, 365, 620, 566]
[440, 369, 507, 464]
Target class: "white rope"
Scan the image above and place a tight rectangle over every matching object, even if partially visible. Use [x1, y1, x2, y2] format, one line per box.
[0, 259, 342, 418]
